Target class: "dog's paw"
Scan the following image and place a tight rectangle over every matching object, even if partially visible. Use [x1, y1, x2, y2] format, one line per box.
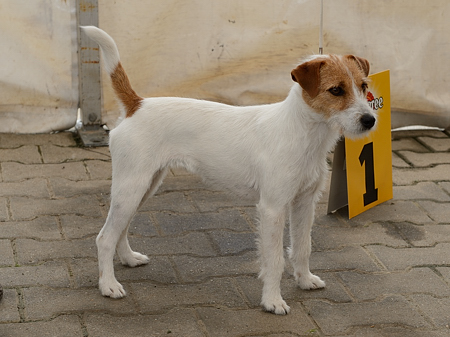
[297, 273, 326, 290]
[120, 251, 150, 267]
[261, 298, 291, 315]
[99, 279, 127, 298]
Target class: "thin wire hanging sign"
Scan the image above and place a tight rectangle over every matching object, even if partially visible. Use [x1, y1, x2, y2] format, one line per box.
[319, 0, 323, 54]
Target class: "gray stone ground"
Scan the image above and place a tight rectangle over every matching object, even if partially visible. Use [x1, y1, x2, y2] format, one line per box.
[0, 130, 449, 336]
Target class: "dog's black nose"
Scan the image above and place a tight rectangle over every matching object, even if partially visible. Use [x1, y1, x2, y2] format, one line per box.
[360, 114, 376, 130]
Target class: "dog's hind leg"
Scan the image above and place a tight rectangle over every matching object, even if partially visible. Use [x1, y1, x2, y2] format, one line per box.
[257, 200, 291, 315]
[288, 188, 325, 290]
[96, 171, 156, 298]
[116, 167, 168, 267]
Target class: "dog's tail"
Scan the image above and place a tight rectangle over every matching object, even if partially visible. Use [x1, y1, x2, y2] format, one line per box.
[81, 26, 142, 118]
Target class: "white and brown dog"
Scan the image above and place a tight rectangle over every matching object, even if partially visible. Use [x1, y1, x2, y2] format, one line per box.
[82, 26, 376, 315]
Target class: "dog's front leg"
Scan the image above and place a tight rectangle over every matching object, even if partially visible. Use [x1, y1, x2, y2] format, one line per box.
[288, 189, 325, 290]
[257, 201, 290, 315]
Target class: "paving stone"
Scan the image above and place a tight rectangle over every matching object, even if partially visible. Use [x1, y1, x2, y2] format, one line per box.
[0, 239, 14, 266]
[392, 130, 447, 139]
[0, 315, 84, 337]
[377, 327, 450, 337]
[139, 192, 197, 213]
[40, 144, 110, 163]
[398, 150, 450, 167]
[0, 178, 49, 198]
[417, 201, 450, 223]
[69, 258, 99, 289]
[236, 273, 352, 308]
[0, 132, 76, 147]
[9, 195, 103, 220]
[333, 327, 385, 337]
[188, 190, 257, 212]
[170, 167, 192, 176]
[367, 243, 450, 270]
[0, 216, 62, 240]
[334, 326, 449, 337]
[84, 160, 112, 180]
[393, 165, 450, 185]
[391, 137, 429, 152]
[392, 152, 411, 168]
[0, 197, 8, 221]
[61, 212, 199, 247]
[129, 212, 159, 237]
[130, 278, 247, 313]
[304, 296, 430, 335]
[311, 246, 380, 272]
[173, 251, 259, 282]
[311, 223, 408, 250]
[314, 203, 347, 227]
[210, 231, 257, 255]
[256, 329, 306, 337]
[49, 177, 110, 197]
[59, 215, 104, 239]
[70, 257, 177, 288]
[0, 261, 70, 288]
[0, 145, 42, 164]
[89, 146, 110, 156]
[338, 268, 450, 301]
[240, 206, 259, 228]
[0, 289, 20, 323]
[438, 181, 450, 195]
[410, 294, 450, 328]
[437, 267, 450, 284]
[129, 232, 216, 257]
[155, 209, 252, 235]
[15, 238, 96, 265]
[346, 200, 432, 225]
[417, 136, 450, 152]
[393, 182, 450, 202]
[158, 173, 210, 193]
[22, 287, 137, 320]
[1, 162, 88, 182]
[393, 223, 450, 246]
[2, 131, 450, 335]
[85, 309, 203, 337]
[197, 303, 316, 337]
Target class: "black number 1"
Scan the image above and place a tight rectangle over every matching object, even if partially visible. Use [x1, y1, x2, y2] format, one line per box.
[359, 142, 378, 206]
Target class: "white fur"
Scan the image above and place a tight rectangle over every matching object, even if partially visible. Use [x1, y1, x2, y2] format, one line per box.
[82, 26, 376, 315]
[81, 26, 120, 74]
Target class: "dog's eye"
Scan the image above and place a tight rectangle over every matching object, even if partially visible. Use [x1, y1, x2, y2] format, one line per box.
[361, 82, 368, 91]
[328, 87, 345, 96]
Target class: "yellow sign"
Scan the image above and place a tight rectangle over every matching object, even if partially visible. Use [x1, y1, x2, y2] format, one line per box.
[345, 70, 393, 218]
[327, 70, 393, 218]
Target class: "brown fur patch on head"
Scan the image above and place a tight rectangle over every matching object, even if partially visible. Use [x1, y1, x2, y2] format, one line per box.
[345, 55, 370, 77]
[291, 59, 326, 98]
[293, 55, 369, 117]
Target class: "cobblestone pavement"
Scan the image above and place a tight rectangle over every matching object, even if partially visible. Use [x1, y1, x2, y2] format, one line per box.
[0, 130, 449, 336]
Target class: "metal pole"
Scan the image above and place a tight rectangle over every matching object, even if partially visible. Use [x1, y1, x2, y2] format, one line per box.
[319, 0, 324, 55]
[76, 0, 108, 146]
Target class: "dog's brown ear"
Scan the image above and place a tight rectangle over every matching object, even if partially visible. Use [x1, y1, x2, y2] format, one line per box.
[346, 55, 370, 77]
[291, 59, 325, 99]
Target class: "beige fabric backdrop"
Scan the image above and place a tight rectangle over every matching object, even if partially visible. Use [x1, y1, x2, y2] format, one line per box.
[0, 0, 78, 133]
[98, 0, 450, 130]
[1, 0, 449, 132]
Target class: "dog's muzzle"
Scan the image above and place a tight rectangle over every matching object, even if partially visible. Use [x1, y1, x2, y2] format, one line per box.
[360, 114, 376, 130]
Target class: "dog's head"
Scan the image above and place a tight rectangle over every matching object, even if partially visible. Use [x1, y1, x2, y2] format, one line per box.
[291, 54, 376, 139]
